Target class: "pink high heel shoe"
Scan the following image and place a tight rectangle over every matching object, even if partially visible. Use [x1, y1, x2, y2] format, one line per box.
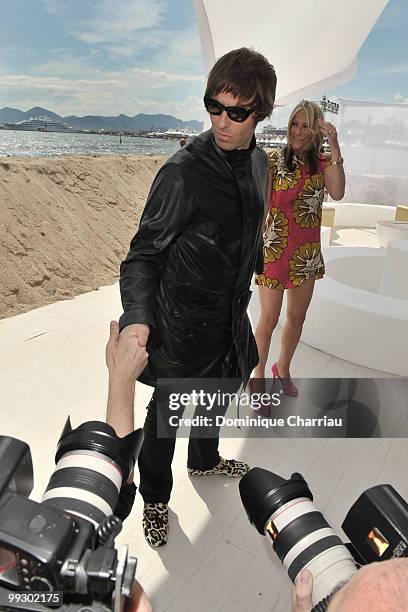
[271, 362, 298, 397]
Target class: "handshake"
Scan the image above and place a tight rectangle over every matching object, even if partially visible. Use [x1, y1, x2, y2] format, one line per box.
[105, 321, 149, 438]
[105, 321, 149, 389]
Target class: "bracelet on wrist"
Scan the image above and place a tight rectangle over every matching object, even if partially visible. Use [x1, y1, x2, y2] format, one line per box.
[330, 155, 344, 166]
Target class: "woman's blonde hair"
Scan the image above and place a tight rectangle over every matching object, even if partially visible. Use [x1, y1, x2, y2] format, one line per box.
[284, 100, 324, 172]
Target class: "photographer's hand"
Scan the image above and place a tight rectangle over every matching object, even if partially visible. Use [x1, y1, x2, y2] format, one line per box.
[291, 569, 313, 612]
[106, 321, 148, 437]
[125, 580, 152, 612]
[106, 321, 149, 381]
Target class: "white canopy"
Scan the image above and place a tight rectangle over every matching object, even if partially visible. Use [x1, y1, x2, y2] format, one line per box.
[193, 0, 388, 106]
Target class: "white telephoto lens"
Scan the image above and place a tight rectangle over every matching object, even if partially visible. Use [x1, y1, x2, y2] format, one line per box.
[282, 527, 338, 569]
[302, 545, 357, 605]
[265, 496, 357, 606]
[269, 497, 315, 531]
[42, 450, 123, 527]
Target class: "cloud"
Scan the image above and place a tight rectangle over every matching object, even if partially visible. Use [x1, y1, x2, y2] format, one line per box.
[364, 63, 408, 76]
[27, 21, 204, 112]
[72, 0, 166, 44]
[154, 27, 204, 74]
[393, 92, 408, 103]
[4, 1, 205, 119]
[73, 23, 203, 77]
[38, 1, 204, 87]
[131, 67, 202, 84]
[76, 1, 202, 74]
[32, 55, 202, 84]
[40, 0, 70, 15]
[0, 72, 204, 119]
[33, 54, 103, 78]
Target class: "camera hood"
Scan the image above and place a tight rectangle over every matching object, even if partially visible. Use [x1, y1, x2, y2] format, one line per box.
[54, 418, 143, 482]
[239, 468, 313, 534]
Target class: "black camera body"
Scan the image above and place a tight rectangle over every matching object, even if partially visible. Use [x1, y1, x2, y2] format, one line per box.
[342, 484, 408, 564]
[0, 420, 143, 611]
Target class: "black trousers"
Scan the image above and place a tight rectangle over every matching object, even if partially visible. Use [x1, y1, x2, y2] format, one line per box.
[138, 352, 240, 504]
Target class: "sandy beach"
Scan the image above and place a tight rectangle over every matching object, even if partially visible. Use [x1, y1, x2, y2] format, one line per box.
[0, 154, 167, 318]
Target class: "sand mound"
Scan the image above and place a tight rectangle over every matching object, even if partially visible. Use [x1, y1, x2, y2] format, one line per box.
[0, 154, 167, 318]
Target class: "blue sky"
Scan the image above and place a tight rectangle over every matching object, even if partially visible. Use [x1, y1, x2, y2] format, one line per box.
[0, 0, 406, 124]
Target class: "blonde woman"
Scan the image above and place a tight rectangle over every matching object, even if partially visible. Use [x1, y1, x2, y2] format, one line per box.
[253, 100, 345, 395]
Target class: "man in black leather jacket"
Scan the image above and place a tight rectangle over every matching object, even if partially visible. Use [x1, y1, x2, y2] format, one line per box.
[112, 48, 277, 547]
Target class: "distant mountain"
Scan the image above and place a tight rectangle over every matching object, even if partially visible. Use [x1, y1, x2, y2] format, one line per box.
[0, 106, 203, 132]
[26, 106, 62, 121]
[0, 106, 62, 123]
[0, 107, 27, 123]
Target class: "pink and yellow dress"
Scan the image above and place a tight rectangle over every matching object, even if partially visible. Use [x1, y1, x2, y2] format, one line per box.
[255, 148, 330, 290]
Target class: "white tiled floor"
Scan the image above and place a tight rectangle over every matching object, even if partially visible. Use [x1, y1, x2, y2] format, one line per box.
[1, 228, 407, 611]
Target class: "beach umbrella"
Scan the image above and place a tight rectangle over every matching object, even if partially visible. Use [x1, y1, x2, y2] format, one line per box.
[194, 0, 389, 115]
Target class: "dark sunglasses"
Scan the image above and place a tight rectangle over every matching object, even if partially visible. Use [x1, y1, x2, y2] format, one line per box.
[203, 96, 256, 123]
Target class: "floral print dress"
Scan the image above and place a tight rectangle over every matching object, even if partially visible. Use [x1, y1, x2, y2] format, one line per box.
[255, 148, 330, 290]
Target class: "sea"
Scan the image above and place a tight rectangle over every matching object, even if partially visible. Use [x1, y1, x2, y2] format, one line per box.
[0, 129, 181, 158]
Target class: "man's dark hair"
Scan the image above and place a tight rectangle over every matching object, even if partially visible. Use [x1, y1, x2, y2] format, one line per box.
[205, 47, 277, 122]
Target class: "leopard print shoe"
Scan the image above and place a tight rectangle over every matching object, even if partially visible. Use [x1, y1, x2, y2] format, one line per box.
[142, 503, 169, 547]
[188, 457, 250, 478]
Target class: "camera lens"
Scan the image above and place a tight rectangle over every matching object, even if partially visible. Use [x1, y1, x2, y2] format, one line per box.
[41, 419, 143, 527]
[239, 468, 357, 606]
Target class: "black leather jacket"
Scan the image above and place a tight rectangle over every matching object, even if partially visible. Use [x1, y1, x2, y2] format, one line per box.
[119, 130, 268, 386]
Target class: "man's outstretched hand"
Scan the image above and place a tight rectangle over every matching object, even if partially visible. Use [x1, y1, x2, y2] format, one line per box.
[292, 569, 313, 612]
[106, 321, 149, 383]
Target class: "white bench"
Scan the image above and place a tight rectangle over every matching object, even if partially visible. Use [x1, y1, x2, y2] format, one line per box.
[300, 245, 408, 376]
[376, 220, 408, 248]
[327, 202, 395, 227]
